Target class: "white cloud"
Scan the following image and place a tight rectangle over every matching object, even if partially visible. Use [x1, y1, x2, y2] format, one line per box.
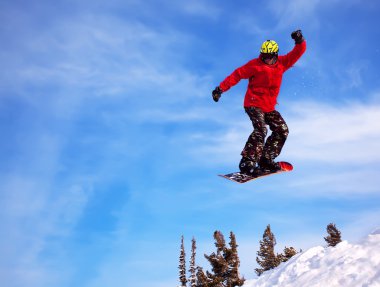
[229, 0, 324, 35]
[338, 62, 367, 89]
[178, 98, 380, 196]
[190, 99, 380, 166]
[286, 101, 380, 163]
[1, 10, 204, 101]
[180, 1, 222, 19]
[268, 0, 323, 29]
[0, 172, 93, 286]
[266, 0, 359, 31]
[343, 210, 380, 243]
[1, 2, 379, 287]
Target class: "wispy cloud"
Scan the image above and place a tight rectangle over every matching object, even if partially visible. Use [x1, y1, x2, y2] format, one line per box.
[0, 172, 93, 286]
[267, 0, 323, 30]
[1, 9, 207, 101]
[1, 1, 379, 287]
[338, 62, 367, 90]
[179, 1, 222, 19]
[189, 99, 380, 166]
[286, 100, 380, 163]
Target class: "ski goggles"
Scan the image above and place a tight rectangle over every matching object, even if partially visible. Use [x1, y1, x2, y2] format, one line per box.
[261, 53, 278, 60]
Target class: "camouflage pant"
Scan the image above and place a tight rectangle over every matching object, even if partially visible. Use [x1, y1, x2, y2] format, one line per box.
[241, 107, 289, 164]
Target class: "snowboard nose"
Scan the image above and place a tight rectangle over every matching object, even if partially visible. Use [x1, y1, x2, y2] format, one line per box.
[279, 162, 293, 171]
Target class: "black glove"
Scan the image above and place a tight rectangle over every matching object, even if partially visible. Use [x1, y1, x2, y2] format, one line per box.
[212, 86, 223, 102]
[291, 29, 304, 44]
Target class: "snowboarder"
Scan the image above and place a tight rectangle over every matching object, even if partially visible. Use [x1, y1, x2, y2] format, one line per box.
[212, 30, 306, 175]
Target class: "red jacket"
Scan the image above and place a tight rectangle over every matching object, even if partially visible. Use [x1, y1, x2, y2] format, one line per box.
[219, 41, 306, 112]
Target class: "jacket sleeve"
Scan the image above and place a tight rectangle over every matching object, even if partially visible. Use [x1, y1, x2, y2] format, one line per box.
[219, 60, 256, 92]
[281, 41, 307, 71]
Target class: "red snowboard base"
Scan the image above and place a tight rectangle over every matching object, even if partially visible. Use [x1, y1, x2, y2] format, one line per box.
[219, 162, 293, 184]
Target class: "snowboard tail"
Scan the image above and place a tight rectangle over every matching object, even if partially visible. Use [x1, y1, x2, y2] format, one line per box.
[219, 162, 293, 184]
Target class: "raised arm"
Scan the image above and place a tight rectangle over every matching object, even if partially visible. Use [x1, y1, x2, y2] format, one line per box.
[281, 30, 307, 70]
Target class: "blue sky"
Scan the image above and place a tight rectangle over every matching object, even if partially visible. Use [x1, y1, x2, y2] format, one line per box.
[1, 0, 380, 286]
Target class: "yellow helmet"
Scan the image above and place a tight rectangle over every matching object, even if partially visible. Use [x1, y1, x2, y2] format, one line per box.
[260, 40, 279, 54]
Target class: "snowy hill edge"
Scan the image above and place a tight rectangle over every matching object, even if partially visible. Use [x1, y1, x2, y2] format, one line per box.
[243, 229, 380, 287]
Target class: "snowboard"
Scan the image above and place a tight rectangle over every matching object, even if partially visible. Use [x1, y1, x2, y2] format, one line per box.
[219, 161, 293, 184]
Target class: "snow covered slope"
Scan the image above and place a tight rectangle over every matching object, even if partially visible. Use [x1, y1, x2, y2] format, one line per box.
[244, 229, 380, 287]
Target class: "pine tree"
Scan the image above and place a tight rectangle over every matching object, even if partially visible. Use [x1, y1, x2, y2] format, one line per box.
[225, 232, 245, 287]
[204, 231, 245, 287]
[281, 246, 297, 263]
[196, 267, 211, 287]
[204, 231, 228, 286]
[255, 225, 281, 276]
[324, 223, 342, 247]
[179, 235, 188, 286]
[189, 237, 197, 287]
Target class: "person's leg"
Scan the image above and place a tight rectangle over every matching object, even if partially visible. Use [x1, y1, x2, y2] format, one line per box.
[239, 107, 267, 174]
[259, 110, 289, 171]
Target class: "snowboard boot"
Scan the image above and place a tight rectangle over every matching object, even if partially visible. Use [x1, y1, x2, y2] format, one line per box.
[239, 157, 256, 176]
[258, 158, 281, 173]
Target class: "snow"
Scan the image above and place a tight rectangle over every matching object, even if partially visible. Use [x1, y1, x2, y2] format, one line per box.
[244, 230, 380, 287]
